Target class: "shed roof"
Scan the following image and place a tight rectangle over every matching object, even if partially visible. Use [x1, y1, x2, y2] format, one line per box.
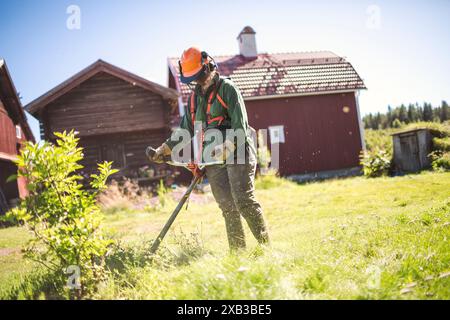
[26, 59, 179, 115]
[0, 59, 35, 142]
[391, 127, 430, 136]
[168, 51, 366, 104]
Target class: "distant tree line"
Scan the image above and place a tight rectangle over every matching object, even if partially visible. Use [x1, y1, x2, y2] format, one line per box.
[363, 101, 449, 129]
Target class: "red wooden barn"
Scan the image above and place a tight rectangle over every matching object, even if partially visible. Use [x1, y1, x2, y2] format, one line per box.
[0, 59, 35, 213]
[25, 60, 179, 181]
[168, 26, 367, 179]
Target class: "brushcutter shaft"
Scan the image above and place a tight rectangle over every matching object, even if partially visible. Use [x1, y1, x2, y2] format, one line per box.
[149, 175, 202, 255]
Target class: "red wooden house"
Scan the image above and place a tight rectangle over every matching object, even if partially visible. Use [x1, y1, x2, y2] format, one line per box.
[0, 59, 35, 213]
[168, 26, 367, 179]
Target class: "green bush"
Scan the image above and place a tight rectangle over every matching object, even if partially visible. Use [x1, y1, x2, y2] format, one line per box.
[433, 137, 450, 152]
[8, 131, 117, 298]
[392, 119, 403, 128]
[0, 210, 21, 228]
[360, 149, 391, 178]
[364, 129, 394, 152]
[430, 151, 450, 171]
[156, 179, 169, 208]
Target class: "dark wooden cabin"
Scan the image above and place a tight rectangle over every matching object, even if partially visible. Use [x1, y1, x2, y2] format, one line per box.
[25, 60, 179, 180]
[0, 59, 35, 214]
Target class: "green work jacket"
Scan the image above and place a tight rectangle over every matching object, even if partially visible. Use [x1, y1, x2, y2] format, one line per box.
[165, 73, 256, 162]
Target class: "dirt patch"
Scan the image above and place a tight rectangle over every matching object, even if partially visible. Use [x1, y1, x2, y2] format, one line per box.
[133, 223, 161, 235]
[0, 248, 20, 257]
[132, 187, 215, 211]
[170, 187, 215, 205]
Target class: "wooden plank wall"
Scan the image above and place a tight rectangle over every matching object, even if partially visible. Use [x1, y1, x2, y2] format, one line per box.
[43, 72, 169, 138]
[0, 107, 17, 156]
[246, 92, 362, 175]
[79, 129, 169, 176]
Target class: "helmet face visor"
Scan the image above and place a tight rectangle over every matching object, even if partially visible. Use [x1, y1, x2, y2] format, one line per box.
[180, 64, 206, 84]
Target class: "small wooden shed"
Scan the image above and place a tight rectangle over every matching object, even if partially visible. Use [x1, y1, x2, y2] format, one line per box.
[392, 128, 432, 172]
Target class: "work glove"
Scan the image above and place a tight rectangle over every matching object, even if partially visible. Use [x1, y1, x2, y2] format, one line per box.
[211, 140, 236, 162]
[152, 143, 171, 163]
[187, 162, 204, 178]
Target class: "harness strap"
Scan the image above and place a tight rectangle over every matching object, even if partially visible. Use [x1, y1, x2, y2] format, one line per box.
[190, 92, 196, 124]
[190, 78, 229, 126]
[206, 91, 215, 117]
[216, 94, 228, 109]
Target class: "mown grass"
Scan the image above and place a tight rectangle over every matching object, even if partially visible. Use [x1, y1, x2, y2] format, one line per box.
[0, 171, 449, 299]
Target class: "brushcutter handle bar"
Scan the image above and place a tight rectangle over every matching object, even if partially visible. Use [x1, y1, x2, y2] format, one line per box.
[145, 146, 224, 169]
[145, 146, 172, 164]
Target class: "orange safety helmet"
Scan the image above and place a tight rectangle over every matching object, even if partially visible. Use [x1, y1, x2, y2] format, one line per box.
[178, 47, 216, 84]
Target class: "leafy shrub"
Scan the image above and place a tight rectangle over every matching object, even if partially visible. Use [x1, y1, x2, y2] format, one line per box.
[9, 131, 117, 298]
[433, 137, 450, 152]
[430, 151, 450, 171]
[364, 129, 394, 152]
[392, 119, 404, 128]
[0, 210, 22, 228]
[360, 149, 391, 178]
[156, 179, 169, 208]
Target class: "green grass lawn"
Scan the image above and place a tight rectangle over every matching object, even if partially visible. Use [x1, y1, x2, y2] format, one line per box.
[1, 171, 449, 299]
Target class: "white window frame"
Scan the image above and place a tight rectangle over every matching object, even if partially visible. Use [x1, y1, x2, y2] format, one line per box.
[269, 125, 285, 144]
[15, 125, 22, 139]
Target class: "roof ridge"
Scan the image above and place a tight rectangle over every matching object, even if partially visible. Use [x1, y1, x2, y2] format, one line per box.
[168, 50, 342, 63]
[26, 59, 178, 115]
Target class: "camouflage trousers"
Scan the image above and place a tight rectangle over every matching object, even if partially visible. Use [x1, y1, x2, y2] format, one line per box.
[205, 158, 270, 250]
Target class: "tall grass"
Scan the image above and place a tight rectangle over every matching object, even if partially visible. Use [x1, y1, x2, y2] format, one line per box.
[1, 165, 449, 299]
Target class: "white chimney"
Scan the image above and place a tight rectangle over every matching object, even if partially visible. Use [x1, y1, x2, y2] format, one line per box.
[237, 26, 257, 58]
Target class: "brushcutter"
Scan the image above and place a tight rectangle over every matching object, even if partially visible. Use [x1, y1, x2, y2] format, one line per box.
[145, 146, 224, 255]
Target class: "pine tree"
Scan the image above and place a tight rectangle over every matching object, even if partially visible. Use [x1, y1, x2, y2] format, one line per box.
[441, 100, 449, 122]
[398, 104, 408, 123]
[423, 102, 433, 121]
[416, 103, 424, 121]
[387, 105, 393, 127]
[407, 104, 417, 123]
[374, 112, 382, 129]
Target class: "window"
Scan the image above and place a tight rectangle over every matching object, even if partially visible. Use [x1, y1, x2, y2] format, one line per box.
[269, 125, 285, 144]
[15, 125, 22, 139]
[100, 144, 125, 170]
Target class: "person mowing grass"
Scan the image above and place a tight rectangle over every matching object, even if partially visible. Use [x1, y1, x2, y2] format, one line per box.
[152, 47, 270, 251]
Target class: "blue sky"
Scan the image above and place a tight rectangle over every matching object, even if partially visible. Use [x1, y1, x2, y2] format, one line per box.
[1, 0, 449, 140]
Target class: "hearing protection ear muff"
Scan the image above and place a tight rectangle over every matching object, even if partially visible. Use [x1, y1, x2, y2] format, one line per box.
[200, 51, 218, 73]
[204, 52, 217, 71]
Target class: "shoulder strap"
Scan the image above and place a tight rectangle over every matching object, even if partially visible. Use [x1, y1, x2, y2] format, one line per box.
[189, 92, 196, 125]
[215, 77, 229, 110]
[206, 78, 231, 125]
